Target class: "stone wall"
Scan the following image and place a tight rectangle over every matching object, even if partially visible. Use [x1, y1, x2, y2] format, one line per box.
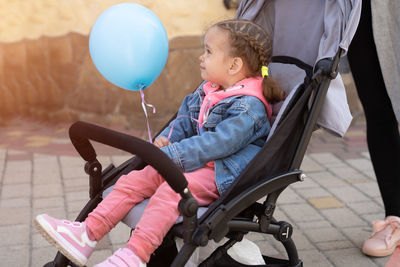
[0, 33, 204, 132]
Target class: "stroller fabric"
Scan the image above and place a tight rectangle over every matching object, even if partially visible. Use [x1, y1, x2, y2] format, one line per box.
[236, 0, 361, 137]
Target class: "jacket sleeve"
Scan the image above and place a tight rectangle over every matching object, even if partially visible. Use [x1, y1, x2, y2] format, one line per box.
[160, 99, 269, 172]
[157, 93, 198, 142]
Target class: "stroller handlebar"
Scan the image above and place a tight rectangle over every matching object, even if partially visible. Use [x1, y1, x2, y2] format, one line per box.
[69, 121, 189, 194]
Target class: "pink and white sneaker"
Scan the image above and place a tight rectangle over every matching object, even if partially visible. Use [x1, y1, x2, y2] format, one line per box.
[34, 214, 97, 267]
[94, 248, 146, 267]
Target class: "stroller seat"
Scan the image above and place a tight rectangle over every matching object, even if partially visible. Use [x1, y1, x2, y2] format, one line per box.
[42, 0, 361, 266]
[101, 61, 306, 229]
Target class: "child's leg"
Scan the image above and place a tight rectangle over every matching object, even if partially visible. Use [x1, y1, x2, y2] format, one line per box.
[34, 165, 165, 267]
[85, 165, 165, 241]
[127, 166, 218, 263]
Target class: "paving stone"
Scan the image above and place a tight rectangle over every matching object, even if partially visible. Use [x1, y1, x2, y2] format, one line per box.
[329, 166, 366, 181]
[362, 213, 385, 224]
[33, 196, 64, 209]
[324, 248, 378, 267]
[33, 167, 62, 185]
[112, 155, 133, 166]
[3, 160, 32, 184]
[108, 222, 132, 246]
[0, 224, 30, 246]
[372, 197, 384, 207]
[61, 166, 87, 179]
[308, 197, 344, 209]
[371, 256, 392, 267]
[320, 208, 367, 228]
[279, 203, 324, 222]
[300, 155, 325, 172]
[291, 231, 315, 250]
[66, 189, 90, 202]
[59, 155, 86, 178]
[345, 178, 373, 184]
[33, 183, 63, 198]
[96, 235, 111, 250]
[32, 232, 54, 248]
[0, 183, 31, 198]
[97, 155, 112, 168]
[309, 153, 342, 165]
[67, 199, 89, 213]
[245, 231, 270, 242]
[361, 152, 370, 159]
[346, 158, 374, 172]
[315, 240, 354, 251]
[0, 245, 30, 267]
[352, 182, 381, 198]
[296, 220, 333, 230]
[290, 176, 320, 189]
[347, 201, 382, 215]
[33, 153, 59, 163]
[33, 154, 61, 184]
[296, 187, 332, 199]
[341, 227, 371, 248]
[298, 249, 334, 267]
[0, 197, 31, 208]
[0, 148, 5, 160]
[273, 207, 292, 223]
[362, 170, 376, 179]
[0, 206, 31, 225]
[309, 171, 348, 188]
[63, 175, 90, 189]
[254, 239, 280, 257]
[303, 227, 346, 243]
[87, 249, 113, 266]
[276, 187, 305, 204]
[328, 186, 370, 203]
[31, 246, 59, 267]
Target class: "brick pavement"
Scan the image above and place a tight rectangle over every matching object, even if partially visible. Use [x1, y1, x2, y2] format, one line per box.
[0, 118, 395, 266]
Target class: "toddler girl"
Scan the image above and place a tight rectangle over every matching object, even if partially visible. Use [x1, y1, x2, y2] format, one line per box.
[35, 19, 285, 267]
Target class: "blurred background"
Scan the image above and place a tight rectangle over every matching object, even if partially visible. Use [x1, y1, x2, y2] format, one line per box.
[0, 0, 362, 134]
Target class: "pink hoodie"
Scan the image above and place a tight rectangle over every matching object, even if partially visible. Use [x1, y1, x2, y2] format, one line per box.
[198, 77, 272, 128]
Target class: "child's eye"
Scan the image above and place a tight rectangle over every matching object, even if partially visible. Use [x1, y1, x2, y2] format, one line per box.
[206, 49, 211, 54]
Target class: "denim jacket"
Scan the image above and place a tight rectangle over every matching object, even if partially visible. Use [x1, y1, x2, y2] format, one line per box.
[159, 83, 271, 194]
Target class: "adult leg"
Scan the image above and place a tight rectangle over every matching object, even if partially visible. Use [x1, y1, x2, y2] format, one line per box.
[347, 0, 400, 217]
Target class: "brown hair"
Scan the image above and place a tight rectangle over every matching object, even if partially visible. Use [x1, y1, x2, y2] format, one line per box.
[213, 19, 285, 104]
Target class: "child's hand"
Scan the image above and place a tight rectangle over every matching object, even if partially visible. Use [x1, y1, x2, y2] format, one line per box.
[154, 136, 170, 148]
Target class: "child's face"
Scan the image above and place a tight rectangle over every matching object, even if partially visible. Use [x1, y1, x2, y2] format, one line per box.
[199, 27, 233, 87]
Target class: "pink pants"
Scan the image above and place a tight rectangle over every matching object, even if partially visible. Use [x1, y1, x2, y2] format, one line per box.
[85, 165, 219, 262]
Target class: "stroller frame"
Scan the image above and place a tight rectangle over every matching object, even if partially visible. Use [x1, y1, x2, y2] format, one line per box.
[43, 46, 342, 267]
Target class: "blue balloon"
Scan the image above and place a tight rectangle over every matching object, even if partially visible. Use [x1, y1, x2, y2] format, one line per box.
[89, 3, 168, 91]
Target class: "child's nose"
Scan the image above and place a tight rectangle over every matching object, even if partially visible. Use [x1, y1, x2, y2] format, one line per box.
[199, 54, 204, 61]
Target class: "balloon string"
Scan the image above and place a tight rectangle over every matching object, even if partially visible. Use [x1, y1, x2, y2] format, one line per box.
[140, 87, 156, 143]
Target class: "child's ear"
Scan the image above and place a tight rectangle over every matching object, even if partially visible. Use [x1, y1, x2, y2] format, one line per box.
[229, 57, 244, 75]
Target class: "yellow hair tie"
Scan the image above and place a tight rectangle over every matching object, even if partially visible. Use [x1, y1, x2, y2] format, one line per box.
[261, 66, 269, 78]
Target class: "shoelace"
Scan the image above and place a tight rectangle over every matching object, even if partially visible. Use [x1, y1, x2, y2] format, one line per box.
[372, 217, 400, 244]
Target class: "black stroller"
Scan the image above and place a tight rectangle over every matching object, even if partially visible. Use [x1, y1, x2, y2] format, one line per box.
[43, 0, 361, 266]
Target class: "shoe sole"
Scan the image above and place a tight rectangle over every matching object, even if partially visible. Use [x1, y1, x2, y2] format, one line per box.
[34, 215, 87, 267]
[363, 245, 399, 257]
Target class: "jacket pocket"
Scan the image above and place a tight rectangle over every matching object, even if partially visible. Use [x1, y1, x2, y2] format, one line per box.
[203, 106, 224, 129]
